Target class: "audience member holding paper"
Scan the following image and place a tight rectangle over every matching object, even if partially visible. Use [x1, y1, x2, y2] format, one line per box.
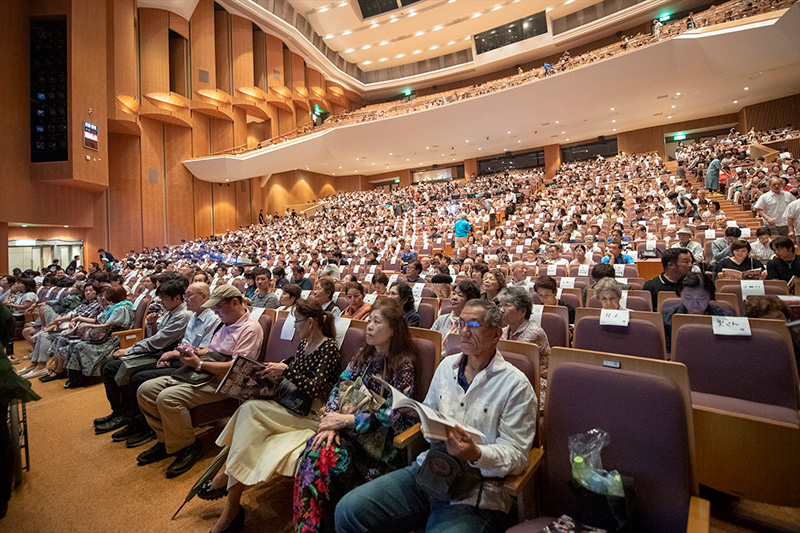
[662, 273, 734, 353]
[335, 299, 537, 533]
[715, 240, 766, 280]
[293, 299, 419, 532]
[766, 236, 800, 284]
[202, 298, 341, 533]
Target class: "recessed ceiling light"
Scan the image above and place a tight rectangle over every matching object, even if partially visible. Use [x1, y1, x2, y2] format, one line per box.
[555, 120, 559, 123]
[667, 115, 672, 119]
[362, 60, 372, 65]
[396, 53, 405, 58]
[415, 31, 425, 37]
[389, 152, 392, 155]
[508, 131, 511, 134]
[406, 158, 410, 161]
[565, 0, 574, 4]
[64, 225, 69, 228]
[465, 139, 469, 142]
[492, 5, 502, 11]
[325, 34, 334, 39]
[306, 167, 309, 170]
[342, 30, 351, 35]
[503, 148, 507, 151]
[744, 87, 749, 90]
[447, 41, 456, 45]
[429, 45, 439, 50]
[612, 119, 616, 123]
[464, 36, 471, 40]
[408, 12, 417, 17]
[433, 25, 443, 31]
[22, 224, 27, 227]
[413, 50, 421, 54]
[379, 41, 388, 46]
[472, 12, 481, 18]
[426, 146, 429, 149]
[338, 1, 347, 6]
[319, 7, 328, 13]
[610, 107, 615, 111]
[379, 57, 388, 62]
[733, 100, 738, 104]
[362, 45, 371, 50]
[566, 138, 570, 141]
[546, 7, 553, 12]
[332, 173, 335, 175]
[225, 179, 229, 182]
[339, 166, 342, 169]
[613, 128, 616, 131]
[671, 105, 676, 108]
[478, 147, 482, 150]
[370, 23, 380, 28]
[389, 18, 398, 23]
[518, 140, 521, 143]
[676, 92, 681, 96]
[345, 48, 354, 53]
[449, 0, 456, 3]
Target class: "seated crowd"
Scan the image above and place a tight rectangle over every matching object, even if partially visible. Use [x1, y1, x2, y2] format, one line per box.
[3, 129, 800, 532]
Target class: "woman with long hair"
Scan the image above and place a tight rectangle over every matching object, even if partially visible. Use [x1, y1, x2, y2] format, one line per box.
[388, 281, 420, 327]
[293, 299, 419, 533]
[202, 299, 341, 533]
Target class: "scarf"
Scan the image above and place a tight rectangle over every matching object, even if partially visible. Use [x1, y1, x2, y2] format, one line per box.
[104, 300, 133, 321]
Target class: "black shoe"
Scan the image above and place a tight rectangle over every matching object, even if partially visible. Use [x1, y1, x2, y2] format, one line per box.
[137, 441, 170, 466]
[126, 426, 156, 448]
[40, 370, 67, 382]
[165, 440, 204, 478]
[219, 507, 244, 533]
[93, 412, 116, 427]
[111, 424, 137, 442]
[197, 479, 228, 501]
[95, 415, 131, 435]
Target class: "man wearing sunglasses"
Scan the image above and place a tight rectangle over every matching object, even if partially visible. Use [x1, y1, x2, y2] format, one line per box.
[337, 299, 537, 532]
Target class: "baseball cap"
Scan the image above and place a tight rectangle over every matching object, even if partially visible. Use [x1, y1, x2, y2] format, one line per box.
[676, 228, 693, 236]
[202, 284, 243, 308]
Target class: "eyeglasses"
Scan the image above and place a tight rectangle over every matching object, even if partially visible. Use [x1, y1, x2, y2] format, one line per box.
[294, 315, 310, 323]
[457, 318, 484, 330]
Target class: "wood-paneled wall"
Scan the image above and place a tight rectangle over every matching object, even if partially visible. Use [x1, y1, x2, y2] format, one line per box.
[262, 171, 364, 215]
[739, 94, 800, 133]
[617, 113, 741, 158]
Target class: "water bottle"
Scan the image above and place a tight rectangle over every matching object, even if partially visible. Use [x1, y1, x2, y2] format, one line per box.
[571, 455, 607, 494]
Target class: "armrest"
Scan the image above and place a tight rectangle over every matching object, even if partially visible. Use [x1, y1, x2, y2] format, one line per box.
[503, 447, 544, 497]
[393, 422, 423, 449]
[113, 328, 144, 349]
[686, 496, 710, 533]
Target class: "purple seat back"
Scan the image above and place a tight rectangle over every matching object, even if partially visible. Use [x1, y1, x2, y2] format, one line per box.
[264, 316, 303, 363]
[412, 337, 437, 402]
[339, 326, 365, 371]
[417, 302, 436, 329]
[541, 363, 692, 533]
[540, 311, 569, 348]
[673, 324, 799, 409]
[574, 317, 665, 360]
[587, 295, 652, 312]
[256, 313, 274, 362]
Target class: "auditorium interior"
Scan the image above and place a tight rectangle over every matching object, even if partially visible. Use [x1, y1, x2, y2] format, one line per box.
[2, 0, 800, 531]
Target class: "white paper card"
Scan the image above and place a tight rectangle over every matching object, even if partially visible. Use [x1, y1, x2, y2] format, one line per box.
[413, 283, 426, 301]
[301, 290, 311, 300]
[662, 218, 670, 226]
[360, 258, 365, 264]
[477, 246, 484, 254]
[740, 280, 764, 301]
[599, 309, 630, 326]
[547, 264, 558, 276]
[556, 287, 563, 299]
[363, 293, 378, 304]
[506, 239, 513, 246]
[516, 245, 524, 254]
[250, 307, 265, 321]
[616, 277, 628, 284]
[578, 264, 591, 277]
[530, 304, 544, 327]
[333, 317, 352, 348]
[613, 264, 626, 277]
[525, 238, 532, 246]
[646, 240, 656, 251]
[726, 220, 738, 227]
[370, 265, 377, 273]
[353, 265, 360, 273]
[560, 277, 576, 289]
[619, 290, 628, 310]
[705, 229, 716, 239]
[274, 289, 283, 299]
[740, 228, 751, 237]
[712, 316, 752, 336]
[365, 274, 374, 283]
[280, 314, 296, 340]
[389, 274, 399, 285]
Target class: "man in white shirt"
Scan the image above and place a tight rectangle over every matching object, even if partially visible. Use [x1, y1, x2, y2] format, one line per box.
[784, 195, 800, 246]
[753, 177, 793, 236]
[336, 299, 537, 532]
[508, 261, 534, 293]
[671, 227, 704, 264]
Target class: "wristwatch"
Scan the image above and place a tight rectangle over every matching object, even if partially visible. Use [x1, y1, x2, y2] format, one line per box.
[196, 361, 204, 372]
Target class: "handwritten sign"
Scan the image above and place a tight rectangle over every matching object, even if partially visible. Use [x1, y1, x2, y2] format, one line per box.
[712, 316, 751, 336]
[740, 280, 764, 301]
[740, 228, 751, 238]
[369, 265, 377, 273]
[560, 277, 576, 289]
[578, 264, 591, 277]
[389, 274, 399, 285]
[530, 304, 544, 327]
[646, 240, 656, 251]
[613, 264, 626, 277]
[516, 245, 524, 254]
[353, 265, 360, 273]
[705, 229, 716, 239]
[365, 274, 374, 283]
[599, 309, 630, 326]
[547, 264, 558, 276]
[506, 239, 513, 247]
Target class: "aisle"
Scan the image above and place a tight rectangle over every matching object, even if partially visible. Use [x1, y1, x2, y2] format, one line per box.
[3, 360, 293, 533]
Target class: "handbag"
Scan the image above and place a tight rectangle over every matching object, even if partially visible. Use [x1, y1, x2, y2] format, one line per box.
[416, 441, 483, 502]
[336, 367, 390, 460]
[272, 377, 313, 416]
[80, 323, 117, 345]
[171, 351, 232, 387]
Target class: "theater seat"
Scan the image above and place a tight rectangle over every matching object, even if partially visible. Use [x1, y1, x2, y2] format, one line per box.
[573, 308, 666, 360]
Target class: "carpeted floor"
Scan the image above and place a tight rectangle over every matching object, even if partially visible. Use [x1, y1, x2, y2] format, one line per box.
[3, 345, 799, 533]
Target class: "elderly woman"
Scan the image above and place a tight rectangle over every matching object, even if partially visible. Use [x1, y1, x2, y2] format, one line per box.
[277, 284, 302, 313]
[313, 276, 342, 318]
[201, 299, 341, 533]
[481, 270, 506, 302]
[341, 281, 371, 320]
[496, 286, 552, 405]
[388, 281, 420, 328]
[662, 272, 734, 353]
[19, 283, 104, 381]
[293, 299, 418, 532]
[593, 277, 624, 310]
[59, 285, 135, 388]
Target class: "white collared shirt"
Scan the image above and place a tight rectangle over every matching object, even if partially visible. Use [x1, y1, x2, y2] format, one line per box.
[416, 350, 537, 512]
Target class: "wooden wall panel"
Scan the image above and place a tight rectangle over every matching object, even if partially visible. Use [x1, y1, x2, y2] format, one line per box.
[190, 0, 216, 91]
[247, 121, 268, 148]
[253, 29, 267, 91]
[266, 34, 284, 89]
[231, 15, 253, 88]
[250, 178, 262, 223]
[0, 223, 8, 274]
[193, 178, 213, 238]
[291, 53, 306, 94]
[139, 118, 166, 247]
[617, 126, 665, 158]
[138, 8, 169, 95]
[107, 132, 143, 255]
[214, 10, 231, 94]
[107, 0, 137, 109]
[740, 94, 800, 133]
[544, 144, 561, 179]
[213, 183, 237, 234]
[278, 108, 295, 136]
[192, 114, 211, 157]
[169, 12, 189, 38]
[263, 171, 364, 214]
[233, 107, 247, 150]
[235, 179, 252, 228]
[211, 118, 234, 154]
[165, 125, 195, 245]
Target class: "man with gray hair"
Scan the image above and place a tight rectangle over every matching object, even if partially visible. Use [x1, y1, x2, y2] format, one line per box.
[508, 261, 534, 293]
[336, 299, 537, 532]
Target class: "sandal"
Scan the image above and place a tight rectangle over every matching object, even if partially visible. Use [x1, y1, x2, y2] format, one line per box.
[197, 479, 228, 501]
[40, 370, 68, 383]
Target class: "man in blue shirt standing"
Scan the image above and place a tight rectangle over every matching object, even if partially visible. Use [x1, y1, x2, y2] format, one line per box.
[454, 213, 472, 250]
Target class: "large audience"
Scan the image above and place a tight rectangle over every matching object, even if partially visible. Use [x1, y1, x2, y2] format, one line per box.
[2, 123, 799, 530]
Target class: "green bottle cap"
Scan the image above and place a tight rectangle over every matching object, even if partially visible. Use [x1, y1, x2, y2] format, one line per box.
[573, 456, 584, 465]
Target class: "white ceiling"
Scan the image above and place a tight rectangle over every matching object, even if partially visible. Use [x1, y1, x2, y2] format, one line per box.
[183, 6, 800, 182]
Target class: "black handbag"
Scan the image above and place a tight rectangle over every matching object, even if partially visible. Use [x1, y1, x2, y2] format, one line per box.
[171, 351, 232, 387]
[272, 377, 313, 416]
[416, 441, 483, 502]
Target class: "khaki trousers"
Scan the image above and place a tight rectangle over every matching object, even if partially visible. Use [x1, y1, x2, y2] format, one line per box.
[454, 237, 468, 250]
[137, 375, 229, 453]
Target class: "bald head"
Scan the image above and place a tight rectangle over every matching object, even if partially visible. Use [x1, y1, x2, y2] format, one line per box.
[185, 282, 211, 313]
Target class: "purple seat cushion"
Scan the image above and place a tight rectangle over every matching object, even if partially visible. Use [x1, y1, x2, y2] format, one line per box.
[540, 363, 692, 533]
[691, 391, 800, 426]
[674, 325, 799, 409]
